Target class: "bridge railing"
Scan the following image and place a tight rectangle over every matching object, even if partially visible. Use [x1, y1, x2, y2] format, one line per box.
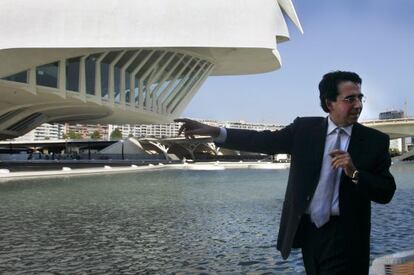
[361, 117, 414, 125]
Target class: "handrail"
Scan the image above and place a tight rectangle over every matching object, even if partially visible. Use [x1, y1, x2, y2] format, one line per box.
[361, 117, 414, 125]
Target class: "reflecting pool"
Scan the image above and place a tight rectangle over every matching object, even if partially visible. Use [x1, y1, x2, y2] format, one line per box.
[0, 164, 413, 274]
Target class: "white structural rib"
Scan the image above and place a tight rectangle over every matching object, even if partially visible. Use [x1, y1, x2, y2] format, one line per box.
[157, 56, 193, 113]
[95, 52, 108, 104]
[277, 0, 304, 34]
[0, 0, 303, 139]
[58, 59, 65, 98]
[151, 54, 186, 112]
[274, 3, 290, 43]
[79, 56, 87, 102]
[169, 62, 209, 114]
[173, 63, 215, 115]
[120, 51, 140, 107]
[164, 59, 201, 114]
[108, 51, 125, 104]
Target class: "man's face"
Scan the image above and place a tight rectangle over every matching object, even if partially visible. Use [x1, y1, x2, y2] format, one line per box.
[327, 81, 363, 126]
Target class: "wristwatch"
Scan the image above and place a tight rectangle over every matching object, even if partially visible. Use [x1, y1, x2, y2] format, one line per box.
[351, 169, 360, 184]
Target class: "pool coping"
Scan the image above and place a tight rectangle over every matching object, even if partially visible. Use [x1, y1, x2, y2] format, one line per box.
[0, 162, 290, 182]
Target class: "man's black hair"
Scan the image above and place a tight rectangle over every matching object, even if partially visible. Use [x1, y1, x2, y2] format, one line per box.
[319, 71, 362, 113]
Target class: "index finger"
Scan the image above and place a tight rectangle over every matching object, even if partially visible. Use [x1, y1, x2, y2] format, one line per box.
[177, 124, 185, 136]
[174, 118, 190, 123]
[329, 149, 346, 157]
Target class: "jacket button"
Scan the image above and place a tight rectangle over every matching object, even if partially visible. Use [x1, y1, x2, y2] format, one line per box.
[306, 196, 311, 201]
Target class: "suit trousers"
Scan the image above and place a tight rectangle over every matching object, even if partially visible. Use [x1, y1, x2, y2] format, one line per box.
[300, 215, 350, 275]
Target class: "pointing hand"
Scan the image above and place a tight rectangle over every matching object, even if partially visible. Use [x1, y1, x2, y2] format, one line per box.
[174, 118, 220, 139]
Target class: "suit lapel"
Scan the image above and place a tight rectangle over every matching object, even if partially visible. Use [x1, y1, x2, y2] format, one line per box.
[339, 122, 364, 182]
[347, 122, 364, 165]
[310, 117, 328, 180]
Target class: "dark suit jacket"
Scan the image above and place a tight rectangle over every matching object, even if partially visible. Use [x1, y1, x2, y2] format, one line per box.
[215, 117, 396, 274]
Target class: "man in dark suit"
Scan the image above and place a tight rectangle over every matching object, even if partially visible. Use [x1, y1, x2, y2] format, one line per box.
[175, 71, 396, 275]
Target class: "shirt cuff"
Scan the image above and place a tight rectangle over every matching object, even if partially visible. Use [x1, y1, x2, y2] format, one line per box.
[213, 127, 227, 143]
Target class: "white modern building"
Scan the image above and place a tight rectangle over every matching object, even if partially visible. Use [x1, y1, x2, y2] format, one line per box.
[111, 119, 283, 139]
[111, 123, 182, 139]
[11, 119, 283, 141]
[64, 123, 109, 140]
[202, 120, 282, 131]
[14, 123, 64, 141]
[0, 0, 302, 140]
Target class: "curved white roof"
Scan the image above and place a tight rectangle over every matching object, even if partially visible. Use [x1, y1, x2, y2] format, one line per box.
[0, 0, 302, 77]
[0, 0, 303, 139]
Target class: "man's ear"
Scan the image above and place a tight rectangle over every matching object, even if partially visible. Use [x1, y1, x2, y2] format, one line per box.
[325, 99, 333, 112]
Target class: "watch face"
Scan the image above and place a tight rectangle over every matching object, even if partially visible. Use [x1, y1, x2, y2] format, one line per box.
[352, 170, 359, 179]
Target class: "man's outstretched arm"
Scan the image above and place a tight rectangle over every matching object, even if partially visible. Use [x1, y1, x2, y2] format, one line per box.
[175, 118, 297, 155]
[174, 118, 220, 139]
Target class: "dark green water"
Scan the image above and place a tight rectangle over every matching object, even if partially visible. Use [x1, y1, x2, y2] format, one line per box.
[0, 164, 413, 274]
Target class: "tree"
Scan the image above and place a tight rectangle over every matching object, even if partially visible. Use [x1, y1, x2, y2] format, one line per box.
[110, 128, 123, 140]
[63, 130, 83, 139]
[90, 130, 102, 140]
[389, 148, 401, 157]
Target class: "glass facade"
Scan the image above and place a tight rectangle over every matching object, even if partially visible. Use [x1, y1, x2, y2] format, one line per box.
[134, 79, 139, 105]
[100, 62, 109, 99]
[85, 54, 100, 95]
[125, 72, 131, 103]
[66, 57, 80, 92]
[100, 51, 123, 100]
[114, 67, 121, 103]
[36, 62, 58, 88]
[2, 71, 27, 83]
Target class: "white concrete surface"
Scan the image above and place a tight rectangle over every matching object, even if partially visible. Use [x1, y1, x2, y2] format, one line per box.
[0, 162, 290, 182]
[0, 0, 303, 139]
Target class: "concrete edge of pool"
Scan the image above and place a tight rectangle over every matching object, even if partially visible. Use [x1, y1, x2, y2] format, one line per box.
[0, 162, 290, 182]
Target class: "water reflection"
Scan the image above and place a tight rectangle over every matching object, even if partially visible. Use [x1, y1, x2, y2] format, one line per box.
[0, 165, 413, 273]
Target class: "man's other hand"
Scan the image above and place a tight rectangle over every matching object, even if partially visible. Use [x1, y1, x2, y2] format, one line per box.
[329, 149, 357, 177]
[174, 118, 220, 139]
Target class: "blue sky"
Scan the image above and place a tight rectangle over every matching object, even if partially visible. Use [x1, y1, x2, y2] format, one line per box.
[183, 0, 414, 125]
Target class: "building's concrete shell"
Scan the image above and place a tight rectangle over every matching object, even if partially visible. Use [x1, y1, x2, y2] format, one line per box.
[0, 0, 302, 139]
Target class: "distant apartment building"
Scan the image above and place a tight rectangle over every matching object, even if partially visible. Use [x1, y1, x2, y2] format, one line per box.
[109, 123, 181, 139]
[64, 124, 109, 140]
[201, 119, 282, 131]
[111, 119, 283, 139]
[13, 120, 284, 141]
[14, 123, 64, 141]
[111, 124, 181, 139]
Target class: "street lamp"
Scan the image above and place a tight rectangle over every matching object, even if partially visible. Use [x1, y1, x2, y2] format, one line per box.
[121, 139, 124, 160]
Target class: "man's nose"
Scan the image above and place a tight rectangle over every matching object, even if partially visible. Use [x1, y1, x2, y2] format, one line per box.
[354, 98, 363, 108]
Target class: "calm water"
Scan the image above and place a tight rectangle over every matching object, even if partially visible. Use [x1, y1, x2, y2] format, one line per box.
[0, 164, 413, 274]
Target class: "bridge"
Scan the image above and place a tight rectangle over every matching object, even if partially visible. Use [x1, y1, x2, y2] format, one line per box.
[361, 117, 414, 139]
[0, 0, 303, 140]
[361, 118, 414, 161]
